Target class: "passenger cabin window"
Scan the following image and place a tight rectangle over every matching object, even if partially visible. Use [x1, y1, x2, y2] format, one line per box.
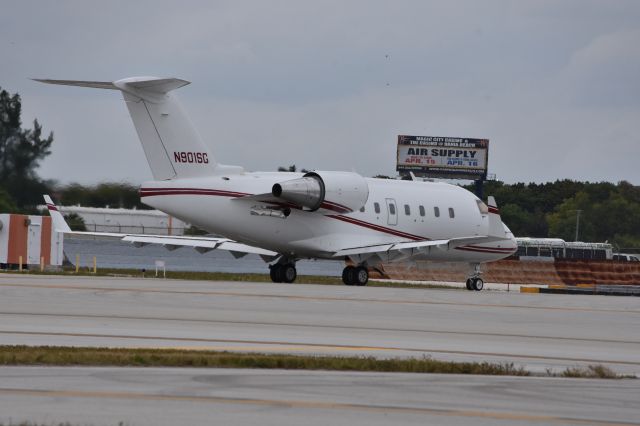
[449, 208, 455, 218]
[434, 206, 440, 217]
[389, 203, 396, 215]
[404, 204, 410, 215]
[419, 205, 425, 217]
[374, 202, 380, 214]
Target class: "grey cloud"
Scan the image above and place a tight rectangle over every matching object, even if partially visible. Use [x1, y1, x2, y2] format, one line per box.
[1, 0, 639, 184]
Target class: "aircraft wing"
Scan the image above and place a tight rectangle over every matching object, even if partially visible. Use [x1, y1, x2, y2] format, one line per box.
[43, 195, 279, 262]
[332, 236, 508, 263]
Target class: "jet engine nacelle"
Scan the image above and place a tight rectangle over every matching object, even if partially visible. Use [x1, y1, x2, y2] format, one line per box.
[272, 171, 369, 213]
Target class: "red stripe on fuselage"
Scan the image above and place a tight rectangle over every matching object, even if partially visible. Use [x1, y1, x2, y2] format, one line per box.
[319, 200, 352, 213]
[141, 188, 428, 240]
[327, 215, 426, 241]
[140, 188, 251, 198]
[141, 188, 353, 214]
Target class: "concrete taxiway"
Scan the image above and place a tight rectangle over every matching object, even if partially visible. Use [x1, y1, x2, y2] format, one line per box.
[1, 273, 640, 425]
[1, 273, 639, 375]
[1, 366, 639, 426]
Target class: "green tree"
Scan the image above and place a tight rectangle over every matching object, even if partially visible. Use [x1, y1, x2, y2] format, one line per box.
[0, 87, 53, 210]
[57, 182, 151, 210]
[0, 187, 17, 212]
[63, 212, 87, 231]
[547, 183, 640, 246]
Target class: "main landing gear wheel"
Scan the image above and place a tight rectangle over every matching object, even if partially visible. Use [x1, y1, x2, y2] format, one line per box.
[342, 265, 369, 286]
[354, 266, 368, 286]
[466, 278, 484, 291]
[473, 278, 484, 291]
[270, 264, 297, 283]
[342, 266, 356, 286]
[282, 264, 297, 283]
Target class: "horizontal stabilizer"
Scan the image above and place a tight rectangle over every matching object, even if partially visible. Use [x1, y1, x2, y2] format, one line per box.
[32, 79, 117, 90]
[119, 77, 190, 94]
[33, 77, 191, 97]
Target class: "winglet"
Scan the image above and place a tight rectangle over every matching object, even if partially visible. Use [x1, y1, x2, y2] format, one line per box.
[43, 195, 72, 232]
[487, 196, 506, 238]
[487, 196, 499, 214]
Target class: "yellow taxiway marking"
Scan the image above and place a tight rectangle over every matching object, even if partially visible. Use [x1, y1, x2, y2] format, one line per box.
[1, 329, 639, 367]
[1, 281, 639, 314]
[0, 388, 635, 426]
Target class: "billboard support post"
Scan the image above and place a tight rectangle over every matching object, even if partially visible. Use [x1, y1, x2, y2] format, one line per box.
[474, 178, 484, 200]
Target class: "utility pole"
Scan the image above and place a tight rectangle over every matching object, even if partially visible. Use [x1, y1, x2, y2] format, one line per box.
[574, 209, 582, 242]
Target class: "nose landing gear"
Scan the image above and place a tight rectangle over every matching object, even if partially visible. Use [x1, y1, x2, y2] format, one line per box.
[466, 263, 484, 291]
[465, 277, 484, 291]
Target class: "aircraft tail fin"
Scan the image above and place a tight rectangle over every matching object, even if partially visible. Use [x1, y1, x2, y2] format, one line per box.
[43, 195, 71, 233]
[34, 77, 236, 180]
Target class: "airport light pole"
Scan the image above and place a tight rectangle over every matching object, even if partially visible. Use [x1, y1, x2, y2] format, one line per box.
[574, 209, 582, 242]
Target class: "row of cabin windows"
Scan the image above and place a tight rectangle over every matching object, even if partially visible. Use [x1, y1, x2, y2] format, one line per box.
[364, 203, 455, 218]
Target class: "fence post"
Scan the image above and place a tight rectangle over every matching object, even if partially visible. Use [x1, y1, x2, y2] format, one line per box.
[40, 256, 45, 272]
[19, 255, 23, 272]
[93, 256, 97, 274]
[75, 254, 80, 273]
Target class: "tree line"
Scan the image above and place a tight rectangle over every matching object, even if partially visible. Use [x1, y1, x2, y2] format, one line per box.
[466, 180, 640, 250]
[1, 86, 638, 249]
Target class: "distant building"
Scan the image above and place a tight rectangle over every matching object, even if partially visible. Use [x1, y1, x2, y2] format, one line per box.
[0, 214, 64, 268]
[56, 206, 190, 235]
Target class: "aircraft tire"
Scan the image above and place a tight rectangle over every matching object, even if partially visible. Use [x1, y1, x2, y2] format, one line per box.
[472, 278, 484, 291]
[342, 266, 356, 285]
[283, 264, 297, 283]
[465, 278, 473, 291]
[354, 266, 368, 286]
[270, 265, 284, 283]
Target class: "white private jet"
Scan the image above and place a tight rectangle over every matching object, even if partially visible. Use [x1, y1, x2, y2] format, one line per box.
[38, 76, 516, 290]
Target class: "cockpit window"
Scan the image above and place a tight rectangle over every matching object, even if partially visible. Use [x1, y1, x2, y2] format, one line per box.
[476, 199, 489, 215]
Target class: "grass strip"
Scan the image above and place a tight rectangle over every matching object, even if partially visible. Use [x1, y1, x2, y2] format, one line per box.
[0, 346, 631, 378]
[0, 345, 527, 376]
[560, 364, 633, 379]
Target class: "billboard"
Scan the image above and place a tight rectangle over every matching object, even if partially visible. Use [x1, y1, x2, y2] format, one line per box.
[396, 135, 489, 180]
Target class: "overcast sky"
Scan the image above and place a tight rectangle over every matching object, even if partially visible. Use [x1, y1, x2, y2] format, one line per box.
[1, 0, 639, 185]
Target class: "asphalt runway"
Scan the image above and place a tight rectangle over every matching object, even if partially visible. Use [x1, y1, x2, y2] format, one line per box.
[1, 366, 639, 426]
[1, 273, 640, 375]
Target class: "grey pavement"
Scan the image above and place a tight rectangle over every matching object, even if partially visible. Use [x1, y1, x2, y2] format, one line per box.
[0, 366, 639, 426]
